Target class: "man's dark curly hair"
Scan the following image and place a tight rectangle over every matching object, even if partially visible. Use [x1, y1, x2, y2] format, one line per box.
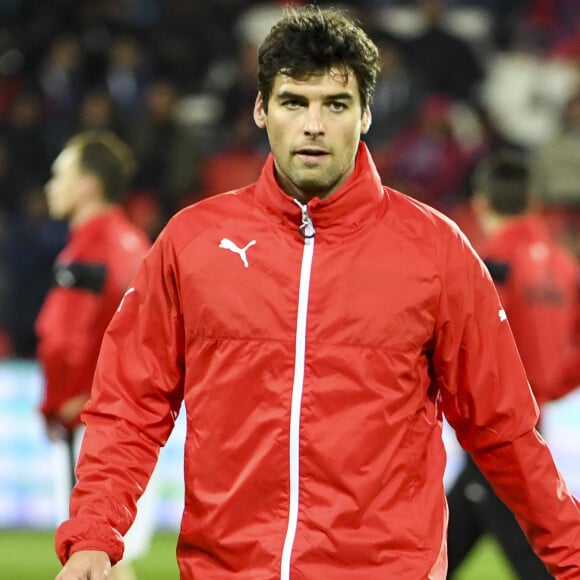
[257, 5, 380, 113]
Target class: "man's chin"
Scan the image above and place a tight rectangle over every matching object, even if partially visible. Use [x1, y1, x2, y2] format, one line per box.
[49, 210, 68, 221]
[293, 170, 332, 191]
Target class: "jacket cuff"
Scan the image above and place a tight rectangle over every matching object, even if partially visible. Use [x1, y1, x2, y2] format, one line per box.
[55, 518, 125, 565]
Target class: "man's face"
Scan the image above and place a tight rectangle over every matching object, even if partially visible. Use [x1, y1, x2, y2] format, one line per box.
[253, 67, 371, 202]
[45, 146, 85, 221]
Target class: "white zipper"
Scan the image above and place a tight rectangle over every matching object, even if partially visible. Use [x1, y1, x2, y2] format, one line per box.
[280, 200, 315, 580]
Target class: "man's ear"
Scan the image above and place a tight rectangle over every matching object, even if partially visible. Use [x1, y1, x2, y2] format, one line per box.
[253, 92, 266, 129]
[471, 193, 489, 217]
[361, 107, 372, 134]
[79, 172, 100, 201]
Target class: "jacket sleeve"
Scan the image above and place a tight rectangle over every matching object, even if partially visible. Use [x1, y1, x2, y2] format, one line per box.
[36, 283, 109, 425]
[55, 228, 185, 565]
[433, 225, 580, 578]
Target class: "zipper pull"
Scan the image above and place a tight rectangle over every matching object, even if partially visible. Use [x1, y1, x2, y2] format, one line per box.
[294, 199, 315, 239]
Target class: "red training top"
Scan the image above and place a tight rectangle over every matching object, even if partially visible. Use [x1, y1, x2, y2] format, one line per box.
[36, 207, 151, 428]
[480, 215, 580, 405]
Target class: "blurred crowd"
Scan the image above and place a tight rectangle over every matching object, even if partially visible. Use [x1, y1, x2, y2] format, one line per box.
[1, 0, 580, 358]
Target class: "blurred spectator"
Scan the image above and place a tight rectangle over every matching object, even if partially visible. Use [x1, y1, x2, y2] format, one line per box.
[204, 3, 283, 153]
[104, 33, 152, 131]
[0, 185, 67, 358]
[530, 88, 580, 260]
[403, 0, 485, 102]
[364, 29, 426, 151]
[0, 209, 14, 357]
[0, 87, 51, 214]
[189, 115, 267, 204]
[531, 88, 580, 207]
[214, 39, 262, 150]
[0, 328, 12, 358]
[72, 87, 123, 135]
[0, 137, 15, 214]
[151, 1, 241, 93]
[116, 0, 161, 32]
[521, 0, 580, 57]
[38, 34, 86, 156]
[127, 78, 201, 216]
[0, 0, 21, 22]
[481, 24, 579, 149]
[485, 0, 533, 51]
[373, 93, 471, 208]
[0, 26, 25, 122]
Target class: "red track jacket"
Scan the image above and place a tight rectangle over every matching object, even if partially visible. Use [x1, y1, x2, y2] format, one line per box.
[56, 144, 580, 578]
[479, 216, 580, 406]
[36, 207, 151, 428]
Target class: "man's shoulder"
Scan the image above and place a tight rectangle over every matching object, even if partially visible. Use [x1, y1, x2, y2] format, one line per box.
[378, 187, 476, 270]
[384, 186, 463, 237]
[159, 185, 256, 250]
[174, 185, 255, 225]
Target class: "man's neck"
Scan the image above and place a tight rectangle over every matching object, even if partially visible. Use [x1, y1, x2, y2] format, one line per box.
[70, 201, 113, 230]
[481, 213, 518, 236]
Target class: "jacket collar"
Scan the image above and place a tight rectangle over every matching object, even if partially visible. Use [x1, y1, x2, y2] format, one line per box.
[254, 141, 385, 234]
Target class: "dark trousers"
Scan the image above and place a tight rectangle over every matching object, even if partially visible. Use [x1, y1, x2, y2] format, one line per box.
[65, 427, 78, 494]
[446, 455, 553, 579]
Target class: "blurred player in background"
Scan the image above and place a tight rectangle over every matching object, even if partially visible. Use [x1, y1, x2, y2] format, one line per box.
[36, 131, 154, 580]
[446, 151, 580, 579]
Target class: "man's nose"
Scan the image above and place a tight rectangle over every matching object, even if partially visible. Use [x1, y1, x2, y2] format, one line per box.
[304, 105, 325, 136]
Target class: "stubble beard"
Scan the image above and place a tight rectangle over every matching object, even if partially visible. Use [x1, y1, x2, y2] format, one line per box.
[289, 159, 341, 199]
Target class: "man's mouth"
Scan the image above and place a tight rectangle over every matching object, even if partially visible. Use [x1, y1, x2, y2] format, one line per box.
[295, 148, 329, 162]
[296, 148, 327, 155]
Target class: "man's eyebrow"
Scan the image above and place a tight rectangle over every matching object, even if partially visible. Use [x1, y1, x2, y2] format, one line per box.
[275, 90, 354, 101]
[275, 91, 305, 100]
[325, 92, 354, 101]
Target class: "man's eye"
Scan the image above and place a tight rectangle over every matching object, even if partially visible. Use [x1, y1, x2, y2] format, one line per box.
[329, 102, 347, 112]
[282, 100, 302, 109]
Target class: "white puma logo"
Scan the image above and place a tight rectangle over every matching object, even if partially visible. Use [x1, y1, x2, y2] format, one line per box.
[219, 238, 256, 268]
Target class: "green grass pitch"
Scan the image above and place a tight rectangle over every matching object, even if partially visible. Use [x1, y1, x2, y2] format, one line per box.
[0, 530, 516, 579]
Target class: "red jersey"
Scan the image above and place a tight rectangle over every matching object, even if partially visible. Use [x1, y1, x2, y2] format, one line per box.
[35, 207, 151, 427]
[480, 215, 580, 405]
[55, 145, 580, 578]
[562, 293, 580, 392]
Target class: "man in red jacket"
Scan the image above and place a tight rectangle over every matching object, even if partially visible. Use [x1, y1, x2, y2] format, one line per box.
[36, 130, 153, 580]
[55, 7, 580, 580]
[446, 151, 580, 579]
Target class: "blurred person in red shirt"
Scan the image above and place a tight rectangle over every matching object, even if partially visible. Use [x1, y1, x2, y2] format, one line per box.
[36, 131, 153, 580]
[447, 150, 580, 579]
